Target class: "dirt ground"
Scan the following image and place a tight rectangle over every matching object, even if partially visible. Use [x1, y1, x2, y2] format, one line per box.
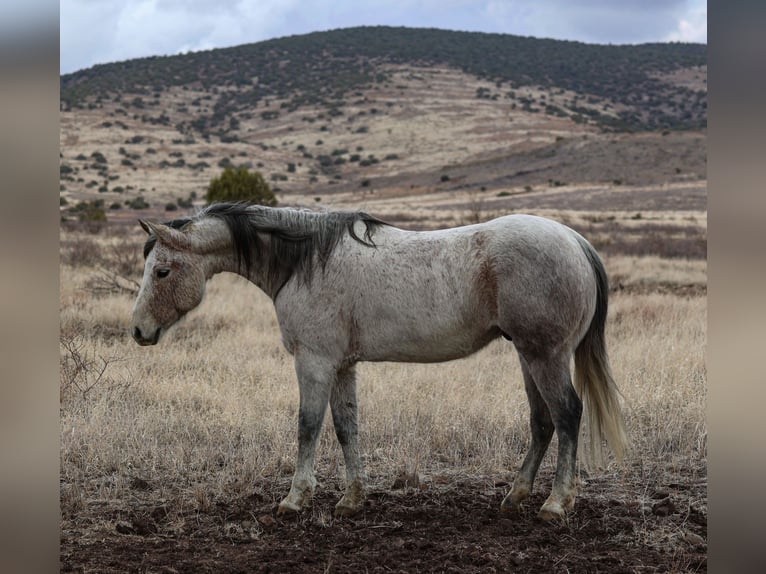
[61, 464, 707, 573]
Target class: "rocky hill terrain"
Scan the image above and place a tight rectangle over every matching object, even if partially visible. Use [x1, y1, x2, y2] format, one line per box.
[59, 26, 706, 225]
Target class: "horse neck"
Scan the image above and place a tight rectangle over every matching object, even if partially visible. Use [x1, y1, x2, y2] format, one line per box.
[192, 216, 273, 294]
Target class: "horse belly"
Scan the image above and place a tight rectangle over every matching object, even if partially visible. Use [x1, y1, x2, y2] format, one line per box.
[366, 333, 497, 363]
[357, 305, 498, 363]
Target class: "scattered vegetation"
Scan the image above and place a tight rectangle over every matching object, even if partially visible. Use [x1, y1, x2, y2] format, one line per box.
[64, 200, 107, 228]
[61, 27, 706, 132]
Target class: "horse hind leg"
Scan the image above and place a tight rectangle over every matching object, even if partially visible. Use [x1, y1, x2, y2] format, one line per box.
[502, 353, 554, 513]
[528, 353, 583, 520]
[330, 365, 367, 517]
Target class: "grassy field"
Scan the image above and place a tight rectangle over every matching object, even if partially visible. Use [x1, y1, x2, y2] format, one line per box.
[59, 215, 706, 527]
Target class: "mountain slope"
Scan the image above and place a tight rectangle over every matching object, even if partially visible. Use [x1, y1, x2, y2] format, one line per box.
[61, 26, 706, 132]
[59, 27, 706, 220]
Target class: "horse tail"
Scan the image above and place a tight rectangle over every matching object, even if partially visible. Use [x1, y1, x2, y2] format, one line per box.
[573, 235, 628, 468]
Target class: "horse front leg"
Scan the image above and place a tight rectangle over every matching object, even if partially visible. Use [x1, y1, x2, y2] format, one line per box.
[278, 354, 333, 515]
[330, 365, 366, 516]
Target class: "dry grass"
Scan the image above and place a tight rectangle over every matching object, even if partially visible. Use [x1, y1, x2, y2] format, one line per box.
[60, 223, 706, 520]
[606, 254, 707, 290]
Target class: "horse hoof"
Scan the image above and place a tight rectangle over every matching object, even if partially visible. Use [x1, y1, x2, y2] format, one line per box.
[334, 481, 365, 517]
[277, 500, 302, 516]
[537, 503, 566, 521]
[334, 503, 361, 517]
[500, 499, 522, 513]
[500, 486, 529, 513]
[334, 494, 364, 517]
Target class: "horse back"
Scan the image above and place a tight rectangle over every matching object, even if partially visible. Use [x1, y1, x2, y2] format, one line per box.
[275, 215, 596, 364]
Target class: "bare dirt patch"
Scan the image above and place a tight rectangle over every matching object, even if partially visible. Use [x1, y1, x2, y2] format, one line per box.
[61, 466, 706, 574]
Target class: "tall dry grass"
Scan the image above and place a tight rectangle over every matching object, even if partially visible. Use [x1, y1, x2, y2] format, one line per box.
[60, 227, 706, 515]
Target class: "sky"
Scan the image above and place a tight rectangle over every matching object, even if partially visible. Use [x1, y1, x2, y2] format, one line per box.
[59, 0, 707, 75]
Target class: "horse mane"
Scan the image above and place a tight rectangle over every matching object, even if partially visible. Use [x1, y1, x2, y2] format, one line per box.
[144, 202, 387, 296]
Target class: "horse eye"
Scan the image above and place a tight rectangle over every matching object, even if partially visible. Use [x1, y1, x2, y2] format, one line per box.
[156, 268, 171, 279]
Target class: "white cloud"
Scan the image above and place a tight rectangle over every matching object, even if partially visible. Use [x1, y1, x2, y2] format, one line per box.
[481, 0, 701, 44]
[61, 0, 302, 72]
[666, 1, 707, 43]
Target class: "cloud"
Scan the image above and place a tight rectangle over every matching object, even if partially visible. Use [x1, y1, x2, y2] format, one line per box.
[61, 0, 301, 72]
[666, 1, 707, 43]
[482, 0, 702, 44]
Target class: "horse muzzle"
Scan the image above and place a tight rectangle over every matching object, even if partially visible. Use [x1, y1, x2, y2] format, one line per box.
[132, 326, 161, 346]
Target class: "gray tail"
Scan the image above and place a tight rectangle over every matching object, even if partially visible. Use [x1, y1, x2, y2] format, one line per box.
[573, 235, 628, 468]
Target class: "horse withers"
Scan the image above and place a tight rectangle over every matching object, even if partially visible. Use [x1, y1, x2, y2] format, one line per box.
[130, 202, 627, 520]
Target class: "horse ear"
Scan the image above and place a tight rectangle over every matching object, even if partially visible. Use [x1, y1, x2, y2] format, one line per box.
[141, 220, 191, 251]
[139, 219, 164, 238]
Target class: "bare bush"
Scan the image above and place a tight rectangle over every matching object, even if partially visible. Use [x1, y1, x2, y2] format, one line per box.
[60, 331, 132, 401]
[61, 235, 103, 267]
[84, 267, 140, 296]
[109, 237, 143, 277]
[600, 234, 707, 259]
[462, 189, 485, 225]
[570, 220, 707, 260]
[62, 226, 143, 294]
[83, 235, 143, 296]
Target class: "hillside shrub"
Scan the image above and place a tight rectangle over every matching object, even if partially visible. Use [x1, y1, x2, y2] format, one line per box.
[65, 200, 107, 231]
[127, 196, 150, 209]
[206, 166, 277, 206]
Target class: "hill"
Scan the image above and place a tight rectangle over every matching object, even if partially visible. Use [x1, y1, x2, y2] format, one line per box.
[61, 26, 706, 132]
[59, 26, 706, 222]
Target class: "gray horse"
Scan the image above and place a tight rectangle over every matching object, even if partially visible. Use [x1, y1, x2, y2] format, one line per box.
[131, 202, 627, 520]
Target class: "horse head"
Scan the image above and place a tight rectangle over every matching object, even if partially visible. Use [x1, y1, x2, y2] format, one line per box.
[130, 219, 208, 346]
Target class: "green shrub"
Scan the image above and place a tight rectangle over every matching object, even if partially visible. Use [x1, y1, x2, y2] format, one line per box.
[206, 166, 276, 206]
[127, 196, 150, 209]
[69, 200, 106, 223]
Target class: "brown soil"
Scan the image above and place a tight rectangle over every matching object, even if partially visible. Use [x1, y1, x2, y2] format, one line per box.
[61, 468, 707, 573]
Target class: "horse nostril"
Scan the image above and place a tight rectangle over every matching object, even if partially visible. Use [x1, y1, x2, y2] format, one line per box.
[133, 326, 142, 341]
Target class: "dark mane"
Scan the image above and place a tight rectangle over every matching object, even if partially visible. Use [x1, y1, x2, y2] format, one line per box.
[144, 202, 387, 296]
